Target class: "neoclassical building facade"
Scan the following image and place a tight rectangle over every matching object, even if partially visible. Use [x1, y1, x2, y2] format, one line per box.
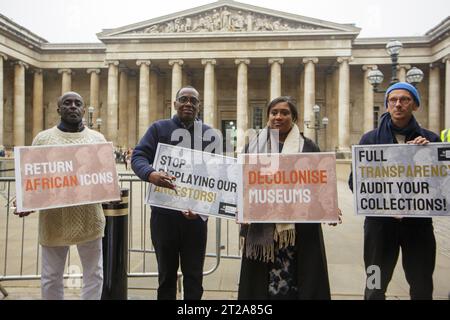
[1, 0, 449, 155]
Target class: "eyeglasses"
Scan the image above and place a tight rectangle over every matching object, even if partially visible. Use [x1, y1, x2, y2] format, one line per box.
[387, 96, 412, 107]
[177, 96, 200, 106]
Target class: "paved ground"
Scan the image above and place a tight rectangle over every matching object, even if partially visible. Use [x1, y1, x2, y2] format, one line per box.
[1, 162, 449, 300]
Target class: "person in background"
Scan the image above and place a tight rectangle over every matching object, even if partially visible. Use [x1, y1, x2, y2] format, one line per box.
[441, 128, 450, 142]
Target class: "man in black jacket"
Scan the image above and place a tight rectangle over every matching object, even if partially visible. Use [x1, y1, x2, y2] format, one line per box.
[349, 82, 441, 300]
[131, 86, 219, 300]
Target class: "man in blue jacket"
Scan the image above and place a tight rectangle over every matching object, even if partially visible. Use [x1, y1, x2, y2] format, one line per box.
[131, 86, 219, 300]
[349, 82, 441, 300]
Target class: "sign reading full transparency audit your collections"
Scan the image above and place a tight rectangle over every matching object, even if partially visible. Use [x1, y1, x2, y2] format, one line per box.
[14, 143, 121, 212]
[352, 143, 450, 217]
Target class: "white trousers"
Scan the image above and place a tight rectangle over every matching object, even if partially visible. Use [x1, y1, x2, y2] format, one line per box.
[41, 238, 103, 300]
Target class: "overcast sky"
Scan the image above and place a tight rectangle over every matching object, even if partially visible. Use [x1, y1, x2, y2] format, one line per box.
[1, 0, 449, 43]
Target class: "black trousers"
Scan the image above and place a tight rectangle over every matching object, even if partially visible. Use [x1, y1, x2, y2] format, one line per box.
[363, 218, 436, 300]
[150, 210, 207, 300]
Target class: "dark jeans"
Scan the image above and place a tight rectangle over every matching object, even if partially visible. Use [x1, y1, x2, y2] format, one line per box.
[150, 210, 207, 300]
[363, 218, 435, 300]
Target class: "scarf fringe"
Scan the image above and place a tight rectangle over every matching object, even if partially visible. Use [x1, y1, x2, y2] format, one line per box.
[239, 236, 245, 251]
[245, 243, 275, 263]
[274, 229, 296, 249]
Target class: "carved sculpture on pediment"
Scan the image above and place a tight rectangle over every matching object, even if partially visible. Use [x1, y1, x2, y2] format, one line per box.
[254, 17, 265, 31]
[246, 13, 253, 32]
[231, 11, 246, 31]
[165, 21, 175, 33]
[220, 6, 231, 31]
[144, 25, 158, 33]
[174, 18, 183, 33]
[274, 19, 287, 30]
[137, 6, 323, 34]
[204, 15, 213, 32]
[212, 9, 221, 30]
[185, 17, 192, 32]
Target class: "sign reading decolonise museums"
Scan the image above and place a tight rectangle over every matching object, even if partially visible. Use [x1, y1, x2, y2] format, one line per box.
[352, 143, 450, 217]
[146, 143, 239, 219]
[14, 143, 121, 212]
[237, 153, 339, 223]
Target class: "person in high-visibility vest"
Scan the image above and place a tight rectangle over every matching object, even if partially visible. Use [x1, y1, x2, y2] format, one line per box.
[441, 128, 450, 142]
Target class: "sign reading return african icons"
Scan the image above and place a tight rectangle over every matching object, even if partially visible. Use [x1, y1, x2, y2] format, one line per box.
[352, 143, 450, 217]
[14, 143, 121, 212]
[237, 152, 339, 223]
[146, 143, 239, 219]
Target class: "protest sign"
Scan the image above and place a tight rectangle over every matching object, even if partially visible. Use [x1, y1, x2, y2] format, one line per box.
[146, 143, 238, 219]
[352, 143, 450, 217]
[237, 152, 338, 223]
[14, 142, 120, 212]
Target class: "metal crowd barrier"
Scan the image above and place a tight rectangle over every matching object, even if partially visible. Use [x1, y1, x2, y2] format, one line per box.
[0, 172, 242, 298]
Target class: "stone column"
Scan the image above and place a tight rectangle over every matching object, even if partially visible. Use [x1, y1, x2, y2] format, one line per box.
[32, 69, 44, 138]
[87, 69, 101, 122]
[128, 72, 137, 147]
[397, 64, 411, 82]
[269, 58, 284, 101]
[443, 56, 450, 128]
[136, 60, 151, 138]
[428, 64, 440, 134]
[106, 61, 119, 143]
[302, 57, 318, 138]
[202, 59, 217, 126]
[362, 65, 377, 133]
[235, 59, 250, 152]
[297, 67, 304, 126]
[14, 61, 28, 146]
[58, 68, 72, 94]
[118, 67, 129, 148]
[169, 59, 184, 117]
[182, 69, 191, 87]
[149, 68, 159, 124]
[337, 57, 351, 154]
[0, 54, 7, 146]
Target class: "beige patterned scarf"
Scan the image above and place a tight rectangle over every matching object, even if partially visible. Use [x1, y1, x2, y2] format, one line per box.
[242, 124, 304, 263]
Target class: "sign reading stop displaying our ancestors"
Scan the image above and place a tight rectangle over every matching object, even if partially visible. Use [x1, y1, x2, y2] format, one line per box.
[237, 152, 339, 223]
[14, 142, 121, 212]
[146, 143, 239, 219]
[352, 143, 450, 217]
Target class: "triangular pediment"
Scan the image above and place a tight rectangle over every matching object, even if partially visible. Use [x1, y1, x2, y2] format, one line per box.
[98, 0, 360, 40]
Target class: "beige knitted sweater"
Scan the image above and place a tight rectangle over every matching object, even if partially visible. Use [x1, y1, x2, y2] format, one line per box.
[32, 126, 106, 246]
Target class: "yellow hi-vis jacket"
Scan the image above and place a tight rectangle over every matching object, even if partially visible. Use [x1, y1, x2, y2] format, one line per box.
[441, 129, 450, 142]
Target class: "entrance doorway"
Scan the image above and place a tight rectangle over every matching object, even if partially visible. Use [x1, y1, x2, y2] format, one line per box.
[221, 119, 237, 155]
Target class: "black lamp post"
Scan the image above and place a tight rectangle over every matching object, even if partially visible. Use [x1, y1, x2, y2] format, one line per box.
[96, 118, 102, 131]
[84, 106, 102, 130]
[87, 106, 94, 129]
[367, 40, 424, 92]
[304, 104, 328, 146]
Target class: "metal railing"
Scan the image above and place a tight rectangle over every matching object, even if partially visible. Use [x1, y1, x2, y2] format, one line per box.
[0, 172, 242, 298]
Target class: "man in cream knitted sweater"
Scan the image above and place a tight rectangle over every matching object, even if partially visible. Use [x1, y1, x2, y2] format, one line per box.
[16, 92, 106, 300]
